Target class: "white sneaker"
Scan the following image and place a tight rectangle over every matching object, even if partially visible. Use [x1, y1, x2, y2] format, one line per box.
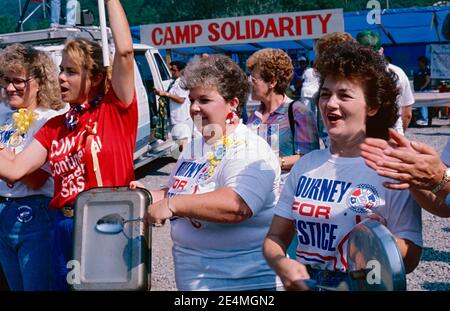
[416, 120, 428, 126]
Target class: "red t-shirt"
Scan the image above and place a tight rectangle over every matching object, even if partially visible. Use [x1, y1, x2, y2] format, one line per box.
[35, 87, 138, 209]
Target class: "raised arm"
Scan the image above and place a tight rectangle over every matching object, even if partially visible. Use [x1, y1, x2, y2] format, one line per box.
[0, 139, 48, 184]
[107, 0, 134, 106]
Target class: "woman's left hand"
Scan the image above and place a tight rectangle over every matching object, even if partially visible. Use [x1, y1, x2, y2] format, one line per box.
[145, 198, 173, 226]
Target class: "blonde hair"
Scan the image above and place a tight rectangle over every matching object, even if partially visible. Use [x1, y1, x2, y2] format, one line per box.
[0, 43, 64, 110]
[246, 48, 293, 95]
[63, 38, 112, 96]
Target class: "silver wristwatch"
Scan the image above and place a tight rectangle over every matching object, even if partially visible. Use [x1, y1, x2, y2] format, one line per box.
[431, 167, 450, 194]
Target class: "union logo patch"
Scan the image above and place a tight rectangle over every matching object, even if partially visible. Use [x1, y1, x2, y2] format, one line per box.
[346, 184, 380, 214]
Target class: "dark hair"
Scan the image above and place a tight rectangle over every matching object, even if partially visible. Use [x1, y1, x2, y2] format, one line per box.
[315, 41, 399, 140]
[417, 56, 429, 65]
[181, 55, 249, 114]
[356, 30, 381, 51]
[170, 61, 186, 71]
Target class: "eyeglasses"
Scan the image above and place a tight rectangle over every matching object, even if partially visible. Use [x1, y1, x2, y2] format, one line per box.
[0, 77, 34, 91]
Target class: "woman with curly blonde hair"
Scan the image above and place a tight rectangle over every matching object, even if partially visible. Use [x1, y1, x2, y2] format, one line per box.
[0, 43, 64, 290]
[0, 0, 136, 291]
[247, 48, 319, 180]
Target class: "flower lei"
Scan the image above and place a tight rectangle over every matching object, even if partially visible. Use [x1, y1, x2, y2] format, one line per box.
[205, 135, 240, 177]
[0, 108, 38, 147]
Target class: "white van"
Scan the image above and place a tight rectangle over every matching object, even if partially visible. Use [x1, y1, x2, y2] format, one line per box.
[0, 26, 176, 169]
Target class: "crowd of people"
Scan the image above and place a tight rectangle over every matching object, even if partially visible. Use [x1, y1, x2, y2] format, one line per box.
[0, 0, 448, 291]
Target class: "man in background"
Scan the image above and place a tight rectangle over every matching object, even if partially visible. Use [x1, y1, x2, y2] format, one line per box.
[413, 56, 432, 126]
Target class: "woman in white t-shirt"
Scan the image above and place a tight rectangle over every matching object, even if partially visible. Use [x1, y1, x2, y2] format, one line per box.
[0, 44, 65, 290]
[263, 41, 423, 290]
[132, 55, 281, 291]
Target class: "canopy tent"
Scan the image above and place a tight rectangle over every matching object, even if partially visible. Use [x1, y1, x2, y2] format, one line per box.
[131, 5, 450, 75]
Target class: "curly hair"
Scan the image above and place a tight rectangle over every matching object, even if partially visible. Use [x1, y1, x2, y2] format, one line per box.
[315, 32, 355, 56]
[0, 43, 64, 110]
[63, 38, 112, 96]
[246, 48, 293, 95]
[181, 55, 249, 114]
[314, 41, 399, 140]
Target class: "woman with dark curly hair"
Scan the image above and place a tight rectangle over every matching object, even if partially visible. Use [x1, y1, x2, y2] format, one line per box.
[131, 54, 282, 290]
[263, 41, 423, 290]
[0, 43, 64, 290]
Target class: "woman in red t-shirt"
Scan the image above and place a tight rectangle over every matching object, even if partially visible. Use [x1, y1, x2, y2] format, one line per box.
[0, 0, 136, 290]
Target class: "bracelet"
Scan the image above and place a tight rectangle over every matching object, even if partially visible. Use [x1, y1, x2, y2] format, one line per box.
[280, 157, 286, 169]
[0, 144, 4, 151]
[167, 197, 176, 217]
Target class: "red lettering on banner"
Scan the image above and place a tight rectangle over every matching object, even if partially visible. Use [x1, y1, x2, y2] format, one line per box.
[175, 25, 191, 44]
[245, 20, 251, 39]
[318, 14, 332, 33]
[164, 27, 175, 45]
[279, 17, 294, 37]
[302, 15, 318, 35]
[295, 16, 302, 36]
[264, 18, 279, 38]
[251, 19, 264, 39]
[191, 24, 202, 43]
[208, 23, 220, 41]
[235, 21, 246, 40]
[221, 21, 235, 41]
[151, 27, 163, 45]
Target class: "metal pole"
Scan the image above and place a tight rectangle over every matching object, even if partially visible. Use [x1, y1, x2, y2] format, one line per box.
[98, 0, 110, 67]
[386, 0, 390, 9]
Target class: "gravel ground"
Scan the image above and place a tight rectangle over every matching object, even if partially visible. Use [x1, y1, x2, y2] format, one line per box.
[136, 118, 450, 291]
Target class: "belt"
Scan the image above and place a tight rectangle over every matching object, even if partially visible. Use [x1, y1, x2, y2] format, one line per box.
[61, 206, 74, 218]
[0, 195, 49, 203]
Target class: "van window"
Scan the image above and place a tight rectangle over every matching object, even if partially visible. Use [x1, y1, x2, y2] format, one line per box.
[154, 53, 171, 81]
[134, 52, 157, 124]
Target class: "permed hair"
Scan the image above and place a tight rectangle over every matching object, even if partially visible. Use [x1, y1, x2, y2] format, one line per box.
[0, 43, 64, 110]
[63, 38, 112, 96]
[246, 48, 293, 95]
[315, 32, 355, 56]
[181, 54, 249, 114]
[314, 41, 399, 140]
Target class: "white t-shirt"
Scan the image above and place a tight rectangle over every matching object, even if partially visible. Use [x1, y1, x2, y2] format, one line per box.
[442, 137, 450, 166]
[300, 68, 320, 99]
[275, 148, 422, 272]
[0, 106, 61, 197]
[167, 123, 281, 290]
[169, 78, 191, 126]
[388, 63, 415, 135]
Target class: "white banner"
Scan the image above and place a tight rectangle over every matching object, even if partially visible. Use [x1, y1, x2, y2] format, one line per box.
[430, 44, 450, 79]
[140, 9, 344, 49]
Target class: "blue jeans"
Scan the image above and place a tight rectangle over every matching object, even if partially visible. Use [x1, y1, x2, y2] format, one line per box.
[50, 0, 77, 26]
[51, 211, 74, 291]
[418, 106, 429, 123]
[0, 196, 54, 291]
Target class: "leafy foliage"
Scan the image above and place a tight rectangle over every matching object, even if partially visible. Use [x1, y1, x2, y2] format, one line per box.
[0, 0, 439, 34]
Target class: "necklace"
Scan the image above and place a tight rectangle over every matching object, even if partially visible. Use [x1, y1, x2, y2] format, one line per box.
[205, 135, 241, 177]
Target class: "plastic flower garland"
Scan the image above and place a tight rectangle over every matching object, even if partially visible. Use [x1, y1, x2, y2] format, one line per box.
[206, 135, 241, 177]
[8, 108, 38, 146]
